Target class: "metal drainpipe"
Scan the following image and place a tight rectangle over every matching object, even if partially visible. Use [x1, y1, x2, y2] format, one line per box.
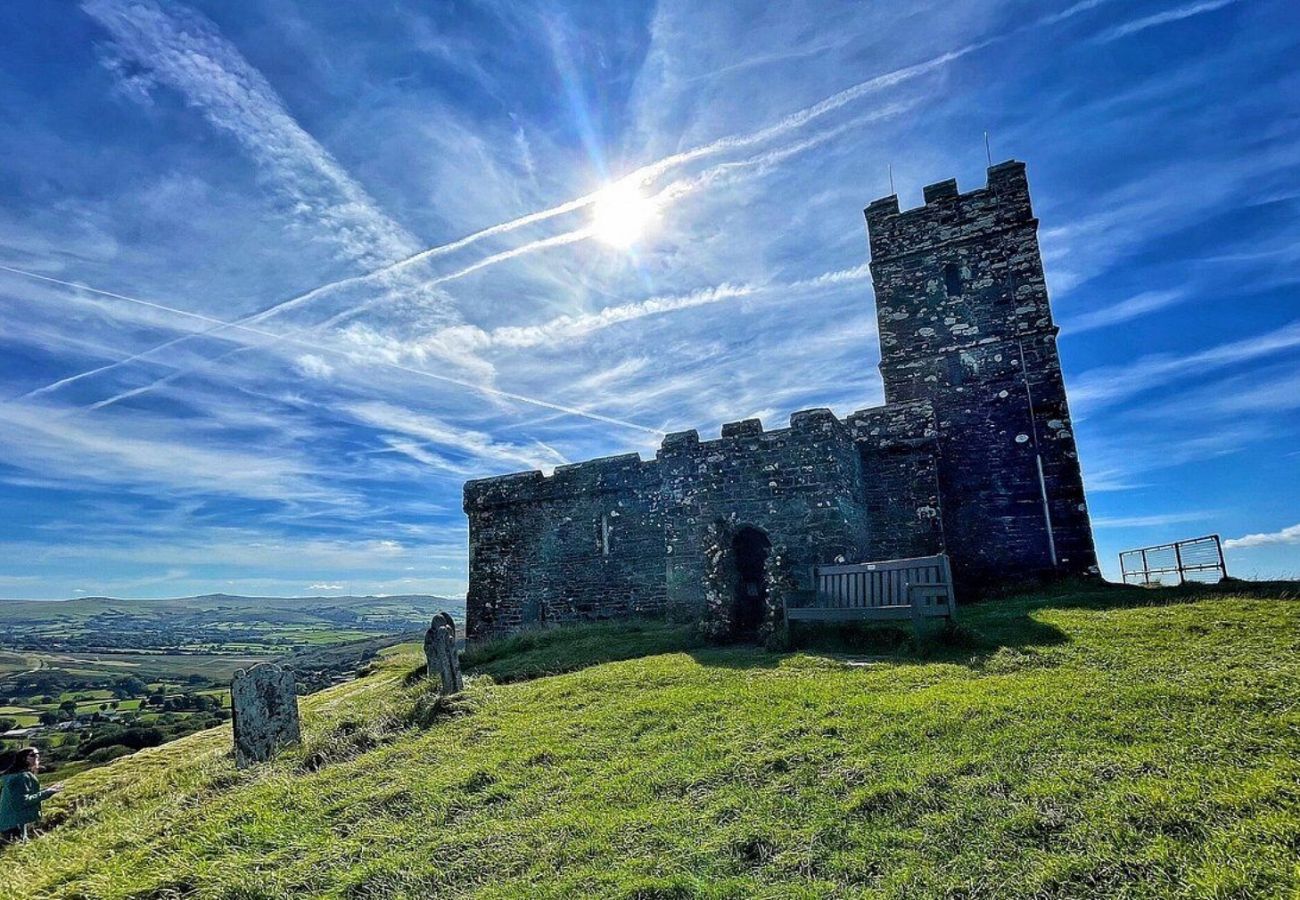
[1017, 338, 1058, 567]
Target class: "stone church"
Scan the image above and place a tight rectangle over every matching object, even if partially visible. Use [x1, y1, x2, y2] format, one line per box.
[463, 161, 1098, 641]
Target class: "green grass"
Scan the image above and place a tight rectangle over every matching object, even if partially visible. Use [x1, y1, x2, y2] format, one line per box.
[2, 581, 1297, 899]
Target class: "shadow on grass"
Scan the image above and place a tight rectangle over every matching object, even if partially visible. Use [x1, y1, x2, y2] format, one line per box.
[462, 619, 708, 683]
[460, 579, 1300, 683]
[462, 617, 812, 683]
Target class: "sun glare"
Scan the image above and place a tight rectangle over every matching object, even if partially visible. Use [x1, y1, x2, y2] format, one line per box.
[591, 181, 657, 248]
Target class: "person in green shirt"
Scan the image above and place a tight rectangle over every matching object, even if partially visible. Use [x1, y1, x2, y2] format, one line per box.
[0, 747, 62, 842]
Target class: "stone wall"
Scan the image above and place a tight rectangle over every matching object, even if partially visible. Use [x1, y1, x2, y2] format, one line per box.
[463, 453, 667, 641]
[864, 160, 1098, 592]
[657, 410, 873, 627]
[846, 400, 944, 562]
[464, 406, 941, 641]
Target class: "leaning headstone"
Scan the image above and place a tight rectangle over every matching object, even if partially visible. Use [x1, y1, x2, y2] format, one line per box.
[424, 611, 463, 694]
[230, 663, 301, 767]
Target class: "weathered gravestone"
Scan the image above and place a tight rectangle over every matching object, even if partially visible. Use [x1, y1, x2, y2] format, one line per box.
[424, 611, 463, 694]
[230, 663, 301, 767]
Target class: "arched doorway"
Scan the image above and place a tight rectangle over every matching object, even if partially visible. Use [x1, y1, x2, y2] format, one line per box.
[732, 527, 772, 636]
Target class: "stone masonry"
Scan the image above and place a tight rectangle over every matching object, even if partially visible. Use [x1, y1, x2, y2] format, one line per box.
[464, 161, 1098, 641]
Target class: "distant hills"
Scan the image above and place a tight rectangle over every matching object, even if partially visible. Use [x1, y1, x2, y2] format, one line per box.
[0, 593, 465, 629]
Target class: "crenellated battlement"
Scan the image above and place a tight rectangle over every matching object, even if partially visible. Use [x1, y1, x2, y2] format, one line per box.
[464, 452, 654, 510]
[865, 160, 1033, 263]
[719, 418, 763, 438]
[655, 408, 862, 462]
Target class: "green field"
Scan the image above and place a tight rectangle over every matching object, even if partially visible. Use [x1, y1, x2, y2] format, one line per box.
[23, 650, 267, 681]
[0, 650, 35, 677]
[2, 581, 1296, 899]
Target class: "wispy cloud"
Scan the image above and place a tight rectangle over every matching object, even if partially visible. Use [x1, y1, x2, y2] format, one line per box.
[4, 0, 1298, 596]
[0, 399, 340, 505]
[1092, 511, 1217, 528]
[346, 400, 569, 475]
[21, 0, 1125, 412]
[348, 263, 873, 363]
[82, 0, 424, 272]
[1060, 289, 1187, 334]
[1071, 320, 1300, 411]
[0, 264, 661, 434]
[1095, 0, 1239, 42]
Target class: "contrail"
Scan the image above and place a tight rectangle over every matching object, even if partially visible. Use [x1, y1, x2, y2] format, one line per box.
[314, 102, 907, 332]
[9, 224, 598, 410]
[1, 266, 246, 400]
[229, 44, 978, 323]
[12, 0, 1118, 400]
[313, 227, 597, 332]
[17, 42, 974, 399]
[21, 91, 880, 400]
[268, 0, 1115, 298]
[0, 265, 662, 435]
[83, 344, 260, 413]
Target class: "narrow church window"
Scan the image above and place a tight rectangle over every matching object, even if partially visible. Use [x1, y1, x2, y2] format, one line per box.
[599, 513, 611, 556]
[943, 262, 963, 297]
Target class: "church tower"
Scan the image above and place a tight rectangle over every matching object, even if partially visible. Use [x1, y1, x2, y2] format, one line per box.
[864, 161, 1098, 592]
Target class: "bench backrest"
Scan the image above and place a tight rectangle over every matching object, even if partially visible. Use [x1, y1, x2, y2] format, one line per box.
[811, 553, 952, 609]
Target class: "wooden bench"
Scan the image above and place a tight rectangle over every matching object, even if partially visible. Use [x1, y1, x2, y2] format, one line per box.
[784, 553, 955, 625]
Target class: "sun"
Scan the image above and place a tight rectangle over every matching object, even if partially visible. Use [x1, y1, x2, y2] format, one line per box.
[591, 181, 658, 248]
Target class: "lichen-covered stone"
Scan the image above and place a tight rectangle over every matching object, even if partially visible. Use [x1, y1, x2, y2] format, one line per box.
[867, 160, 1097, 592]
[230, 663, 300, 767]
[463, 161, 1098, 641]
[424, 611, 463, 694]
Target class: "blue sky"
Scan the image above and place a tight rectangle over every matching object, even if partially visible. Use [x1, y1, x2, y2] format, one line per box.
[0, 0, 1296, 600]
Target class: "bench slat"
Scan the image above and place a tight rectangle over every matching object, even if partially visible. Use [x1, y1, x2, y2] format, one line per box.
[786, 553, 955, 623]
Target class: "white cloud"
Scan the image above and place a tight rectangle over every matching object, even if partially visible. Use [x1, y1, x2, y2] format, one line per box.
[347, 400, 569, 475]
[0, 398, 341, 506]
[1223, 523, 1300, 550]
[308, 582, 343, 591]
[82, 0, 422, 273]
[294, 354, 334, 380]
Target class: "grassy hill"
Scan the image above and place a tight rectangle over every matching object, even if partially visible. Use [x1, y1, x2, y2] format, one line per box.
[3, 581, 1297, 899]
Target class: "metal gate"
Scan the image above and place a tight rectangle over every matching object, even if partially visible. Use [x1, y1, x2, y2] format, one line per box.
[1119, 534, 1227, 585]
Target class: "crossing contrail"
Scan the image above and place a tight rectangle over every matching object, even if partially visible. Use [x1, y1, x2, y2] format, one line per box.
[13, 93, 895, 400]
[225, 44, 980, 323]
[10, 0, 1119, 401]
[0, 265, 662, 435]
[317, 101, 914, 332]
[248, 0, 1114, 314]
[9, 44, 973, 401]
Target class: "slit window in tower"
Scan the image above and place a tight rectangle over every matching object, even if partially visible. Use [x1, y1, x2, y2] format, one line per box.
[599, 513, 611, 556]
[944, 262, 963, 298]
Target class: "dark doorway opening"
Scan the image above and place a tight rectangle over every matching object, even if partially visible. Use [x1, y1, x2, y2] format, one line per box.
[732, 527, 772, 636]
